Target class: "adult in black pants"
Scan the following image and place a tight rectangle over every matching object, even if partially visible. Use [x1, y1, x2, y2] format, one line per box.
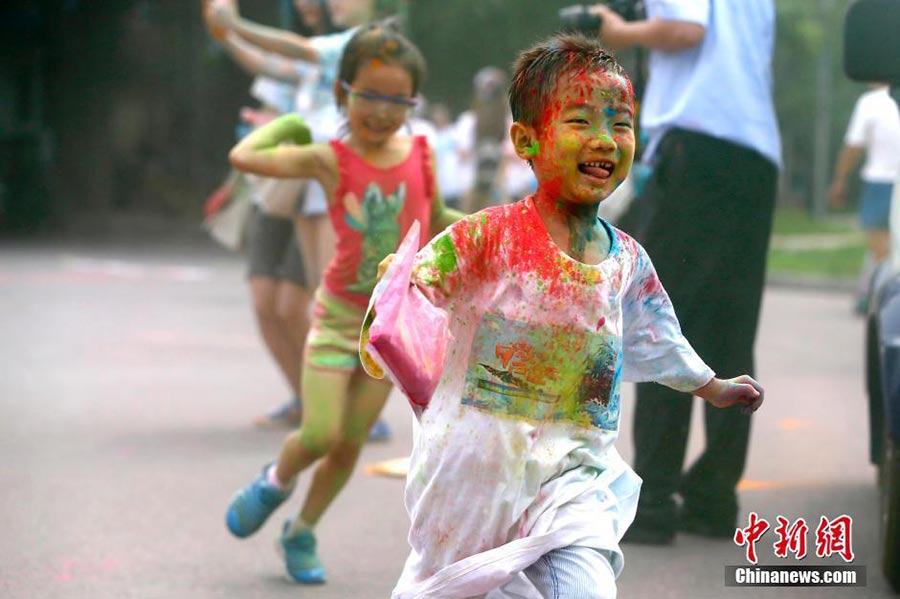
[591, 0, 782, 544]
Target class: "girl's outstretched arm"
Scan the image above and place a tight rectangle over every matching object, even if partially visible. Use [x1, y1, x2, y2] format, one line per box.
[229, 115, 334, 183]
[219, 32, 303, 84]
[430, 193, 466, 234]
[429, 160, 466, 234]
[206, 0, 321, 64]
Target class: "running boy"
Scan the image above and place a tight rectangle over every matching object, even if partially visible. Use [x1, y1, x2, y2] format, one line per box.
[372, 34, 765, 598]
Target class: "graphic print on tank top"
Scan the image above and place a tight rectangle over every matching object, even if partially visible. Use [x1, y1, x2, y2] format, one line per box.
[462, 311, 623, 430]
[343, 181, 406, 294]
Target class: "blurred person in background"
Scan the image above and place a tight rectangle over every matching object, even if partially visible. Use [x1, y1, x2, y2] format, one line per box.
[427, 102, 465, 209]
[830, 83, 900, 314]
[205, 0, 397, 440]
[204, 0, 339, 428]
[206, 0, 368, 286]
[594, 0, 782, 545]
[455, 66, 536, 212]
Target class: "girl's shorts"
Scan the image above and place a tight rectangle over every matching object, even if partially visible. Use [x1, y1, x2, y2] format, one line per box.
[859, 181, 894, 230]
[305, 287, 366, 372]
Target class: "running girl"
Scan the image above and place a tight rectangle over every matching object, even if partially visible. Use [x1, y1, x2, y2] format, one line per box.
[223, 23, 462, 584]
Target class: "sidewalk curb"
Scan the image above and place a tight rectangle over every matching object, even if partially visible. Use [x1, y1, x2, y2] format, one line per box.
[766, 273, 856, 293]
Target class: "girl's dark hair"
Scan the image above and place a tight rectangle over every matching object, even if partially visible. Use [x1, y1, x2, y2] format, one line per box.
[284, 0, 339, 36]
[336, 20, 427, 97]
[508, 33, 631, 127]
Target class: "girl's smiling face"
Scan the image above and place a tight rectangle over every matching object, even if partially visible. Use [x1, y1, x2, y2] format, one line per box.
[341, 60, 415, 147]
[530, 70, 635, 206]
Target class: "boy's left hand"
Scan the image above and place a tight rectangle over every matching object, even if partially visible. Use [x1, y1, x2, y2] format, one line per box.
[695, 375, 764, 414]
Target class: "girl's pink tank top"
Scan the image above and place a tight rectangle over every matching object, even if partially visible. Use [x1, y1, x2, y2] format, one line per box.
[323, 135, 434, 309]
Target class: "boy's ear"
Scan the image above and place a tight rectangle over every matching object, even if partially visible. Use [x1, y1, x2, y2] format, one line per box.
[510, 122, 539, 161]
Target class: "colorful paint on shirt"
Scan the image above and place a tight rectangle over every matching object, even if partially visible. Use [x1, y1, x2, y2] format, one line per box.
[462, 312, 622, 430]
[344, 182, 406, 294]
[397, 197, 714, 598]
[322, 136, 433, 309]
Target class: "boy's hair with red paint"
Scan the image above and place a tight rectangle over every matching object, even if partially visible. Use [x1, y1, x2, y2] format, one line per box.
[508, 33, 632, 128]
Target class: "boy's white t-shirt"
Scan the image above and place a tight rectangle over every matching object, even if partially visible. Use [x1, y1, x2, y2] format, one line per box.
[393, 198, 714, 599]
[844, 87, 900, 184]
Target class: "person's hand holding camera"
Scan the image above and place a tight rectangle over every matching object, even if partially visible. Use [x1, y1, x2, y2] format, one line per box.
[590, 4, 630, 49]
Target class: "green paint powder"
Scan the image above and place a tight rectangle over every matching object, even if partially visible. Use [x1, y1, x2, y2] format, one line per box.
[433, 234, 458, 275]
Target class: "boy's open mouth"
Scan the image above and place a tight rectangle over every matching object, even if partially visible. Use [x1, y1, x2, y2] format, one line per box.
[578, 160, 615, 180]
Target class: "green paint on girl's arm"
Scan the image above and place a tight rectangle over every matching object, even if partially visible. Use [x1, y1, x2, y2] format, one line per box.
[251, 114, 312, 151]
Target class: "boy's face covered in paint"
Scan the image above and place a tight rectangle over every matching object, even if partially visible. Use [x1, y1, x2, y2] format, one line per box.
[532, 70, 635, 206]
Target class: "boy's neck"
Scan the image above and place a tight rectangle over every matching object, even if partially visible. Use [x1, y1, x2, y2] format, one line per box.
[532, 189, 609, 265]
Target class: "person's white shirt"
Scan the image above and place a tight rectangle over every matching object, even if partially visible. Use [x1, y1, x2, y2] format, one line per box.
[433, 124, 466, 200]
[250, 76, 296, 115]
[844, 86, 900, 184]
[294, 27, 359, 215]
[640, 0, 781, 167]
[452, 111, 478, 194]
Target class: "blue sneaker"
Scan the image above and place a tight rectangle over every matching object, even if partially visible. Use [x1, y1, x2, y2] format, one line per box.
[254, 396, 302, 428]
[278, 520, 326, 584]
[367, 418, 392, 443]
[225, 464, 293, 538]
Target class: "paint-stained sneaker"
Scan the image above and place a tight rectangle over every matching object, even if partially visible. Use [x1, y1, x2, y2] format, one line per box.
[278, 520, 326, 584]
[254, 396, 303, 428]
[225, 464, 293, 538]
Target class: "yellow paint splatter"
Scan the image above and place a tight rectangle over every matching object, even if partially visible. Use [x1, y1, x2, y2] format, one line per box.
[737, 479, 788, 491]
[778, 418, 811, 431]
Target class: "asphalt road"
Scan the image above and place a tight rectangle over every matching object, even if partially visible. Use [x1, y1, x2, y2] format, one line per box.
[0, 233, 895, 598]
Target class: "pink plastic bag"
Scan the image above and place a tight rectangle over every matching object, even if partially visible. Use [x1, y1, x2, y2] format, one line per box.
[360, 220, 450, 411]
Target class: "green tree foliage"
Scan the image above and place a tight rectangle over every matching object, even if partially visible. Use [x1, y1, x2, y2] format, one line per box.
[774, 0, 864, 211]
[409, 0, 576, 114]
